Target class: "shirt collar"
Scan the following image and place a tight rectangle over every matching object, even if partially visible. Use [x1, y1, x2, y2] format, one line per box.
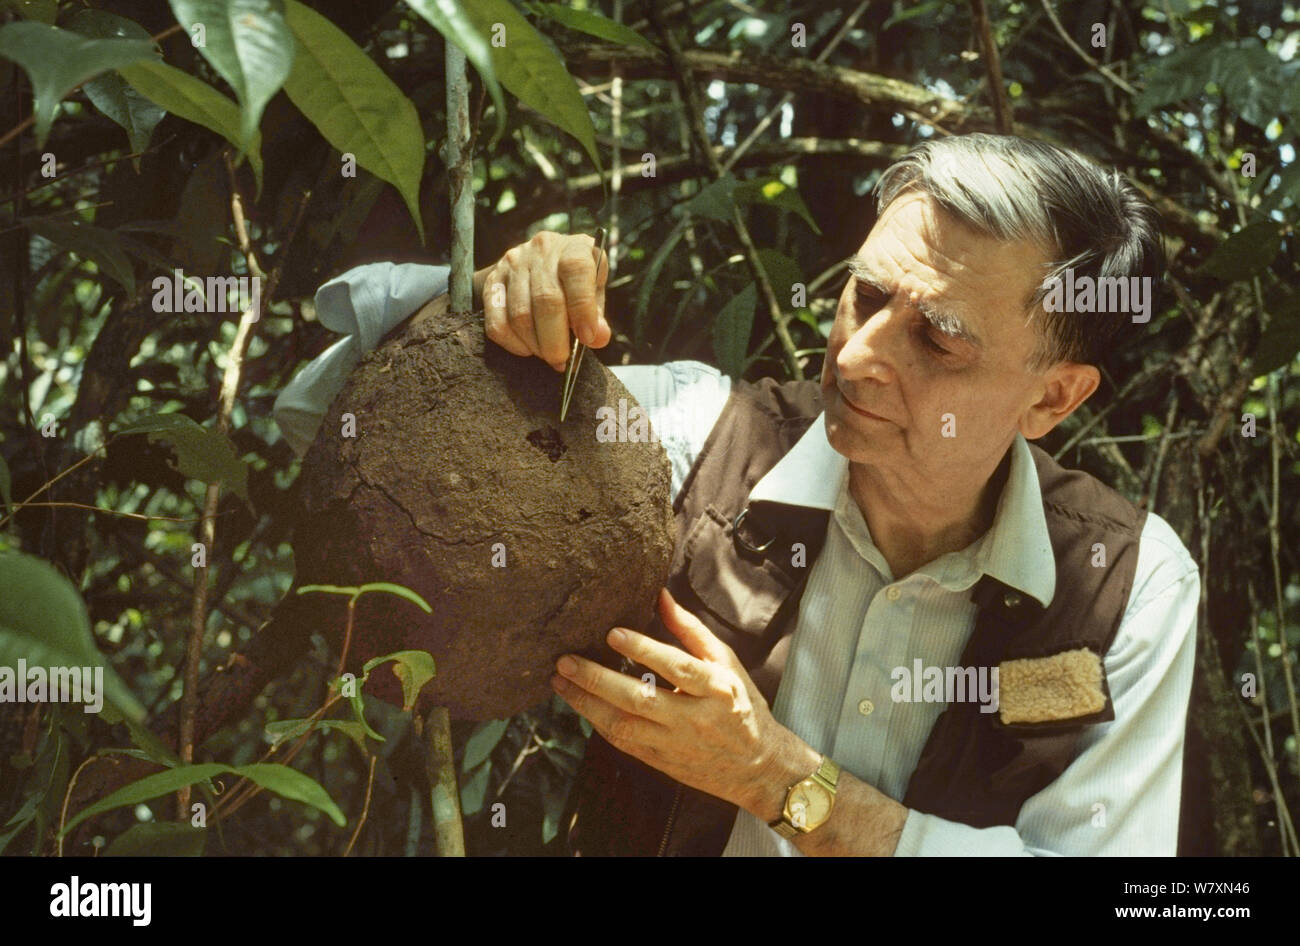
[743, 414, 1055, 607]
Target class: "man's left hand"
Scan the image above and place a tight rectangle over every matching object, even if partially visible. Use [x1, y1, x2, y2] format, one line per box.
[551, 586, 798, 816]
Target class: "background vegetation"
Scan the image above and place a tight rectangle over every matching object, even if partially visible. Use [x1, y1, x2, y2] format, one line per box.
[0, 0, 1297, 856]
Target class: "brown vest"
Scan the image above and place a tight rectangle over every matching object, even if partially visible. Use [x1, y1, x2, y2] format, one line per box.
[564, 375, 1146, 856]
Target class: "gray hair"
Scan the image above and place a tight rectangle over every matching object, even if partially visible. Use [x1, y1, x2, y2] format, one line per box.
[872, 133, 1164, 369]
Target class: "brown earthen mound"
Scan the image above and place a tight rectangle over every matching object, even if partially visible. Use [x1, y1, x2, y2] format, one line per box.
[292, 306, 675, 720]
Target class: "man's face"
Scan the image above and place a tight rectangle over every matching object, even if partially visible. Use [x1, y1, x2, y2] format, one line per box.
[820, 191, 1059, 488]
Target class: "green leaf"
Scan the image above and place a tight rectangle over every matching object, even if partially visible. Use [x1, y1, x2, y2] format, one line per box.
[119, 59, 264, 193]
[1196, 221, 1283, 281]
[0, 550, 146, 722]
[0, 21, 156, 145]
[282, 0, 426, 243]
[678, 174, 739, 223]
[1260, 161, 1300, 215]
[104, 822, 207, 857]
[459, 760, 490, 816]
[1252, 295, 1300, 375]
[1212, 42, 1285, 129]
[754, 249, 805, 310]
[24, 217, 136, 295]
[735, 178, 822, 234]
[62, 761, 345, 837]
[125, 717, 181, 767]
[882, 0, 944, 29]
[633, 226, 686, 346]
[297, 583, 360, 598]
[462, 718, 509, 771]
[1, 0, 58, 24]
[713, 283, 757, 380]
[266, 717, 370, 754]
[116, 412, 250, 502]
[541, 784, 566, 844]
[526, 3, 657, 51]
[355, 581, 433, 613]
[346, 688, 385, 742]
[168, 0, 294, 147]
[362, 650, 436, 711]
[1133, 42, 1218, 117]
[68, 10, 166, 163]
[403, 0, 506, 145]
[460, 0, 601, 174]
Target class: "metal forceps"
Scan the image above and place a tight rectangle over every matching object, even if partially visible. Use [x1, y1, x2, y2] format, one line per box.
[559, 226, 607, 422]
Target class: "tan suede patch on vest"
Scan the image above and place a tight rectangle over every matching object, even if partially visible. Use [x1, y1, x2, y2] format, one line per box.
[998, 648, 1106, 724]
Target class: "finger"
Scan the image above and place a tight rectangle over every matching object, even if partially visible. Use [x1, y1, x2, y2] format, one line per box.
[554, 654, 677, 724]
[555, 239, 608, 348]
[657, 587, 732, 663]
[606, 628, 715, 697]
[483, 265, 531, 357]
[529, 255, 570, 371]
[505, 264, 541, 360]
[552, 670, 667, 755]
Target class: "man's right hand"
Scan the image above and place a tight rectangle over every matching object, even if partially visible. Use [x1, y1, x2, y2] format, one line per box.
[479, 230, 612, 372]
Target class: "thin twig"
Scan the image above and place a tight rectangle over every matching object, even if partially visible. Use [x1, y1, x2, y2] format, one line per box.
[722, 1, 871, 174]
[1245, 582, 1296, 855]
[1265, 375, 1300, 772]
[13, 501, 229, 523]
[216, 692, 344, 819]
[57, 754, 94, 857]
[178, 153, 309, 817]
[1038, 0, 1138, 96]
[0, 445, 105, 529]
[1143, 395, 1180, 511]
[344, 755, 379, 856]
[969, 0, 1012, 133]
[649, 8, 804, 379]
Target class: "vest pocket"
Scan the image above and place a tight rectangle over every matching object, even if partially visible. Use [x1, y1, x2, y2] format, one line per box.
[681, 505, 799, 638]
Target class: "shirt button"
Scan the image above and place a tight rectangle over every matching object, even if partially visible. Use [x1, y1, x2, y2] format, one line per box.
[858, 698, 874, 715]
[886, 585, 901, 601]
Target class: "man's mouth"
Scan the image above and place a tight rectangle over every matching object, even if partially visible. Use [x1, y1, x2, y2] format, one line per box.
[838, 388, 889, 422]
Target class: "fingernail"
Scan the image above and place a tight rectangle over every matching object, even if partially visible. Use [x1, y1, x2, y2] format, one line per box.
[557, 656, 578, 676]
[608, 628, 627, 646]
[579, 325, 593, 346]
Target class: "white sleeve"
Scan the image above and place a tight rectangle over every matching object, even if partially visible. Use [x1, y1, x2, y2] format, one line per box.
[608, 361, 731, 504]
[273, 262, 449, 456]
[893, 512, 1200, 856]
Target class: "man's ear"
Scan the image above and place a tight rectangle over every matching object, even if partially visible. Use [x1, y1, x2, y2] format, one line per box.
[1019, 362, 1099, 440]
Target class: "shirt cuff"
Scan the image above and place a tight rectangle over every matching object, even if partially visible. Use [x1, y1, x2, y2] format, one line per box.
[892, 808, 1033, 856]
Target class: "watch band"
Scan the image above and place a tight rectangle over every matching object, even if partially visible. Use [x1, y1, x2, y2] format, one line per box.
[769, 755, 840, 838]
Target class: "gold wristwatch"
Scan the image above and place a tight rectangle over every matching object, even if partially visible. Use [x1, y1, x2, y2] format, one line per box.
[769, 755, 840, 838]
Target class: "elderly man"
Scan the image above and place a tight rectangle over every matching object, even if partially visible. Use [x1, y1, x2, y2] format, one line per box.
[274, 133, 1198, 856]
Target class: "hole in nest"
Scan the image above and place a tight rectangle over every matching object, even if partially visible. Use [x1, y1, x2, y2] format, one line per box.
[526, 427, 568, 462]
[578, 508, 592, 521]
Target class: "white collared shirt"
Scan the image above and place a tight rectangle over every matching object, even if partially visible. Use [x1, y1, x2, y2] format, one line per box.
[273, 263, 1200, 856]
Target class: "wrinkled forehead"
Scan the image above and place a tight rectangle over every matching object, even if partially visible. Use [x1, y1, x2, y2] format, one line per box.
[856, 192, 1049, 315]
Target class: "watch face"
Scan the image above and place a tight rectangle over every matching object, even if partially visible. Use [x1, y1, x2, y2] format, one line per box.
[788, 779, 832, 829]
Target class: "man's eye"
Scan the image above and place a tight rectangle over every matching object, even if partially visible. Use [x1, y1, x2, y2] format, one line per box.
[919, 327, 951, 356]
[854, 291, 885, 313]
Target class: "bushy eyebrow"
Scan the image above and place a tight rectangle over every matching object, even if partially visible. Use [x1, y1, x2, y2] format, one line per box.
[845, 255, 983, 349]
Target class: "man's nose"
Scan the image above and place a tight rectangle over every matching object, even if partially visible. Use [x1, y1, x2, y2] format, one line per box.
[837, 304, 905, 384]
